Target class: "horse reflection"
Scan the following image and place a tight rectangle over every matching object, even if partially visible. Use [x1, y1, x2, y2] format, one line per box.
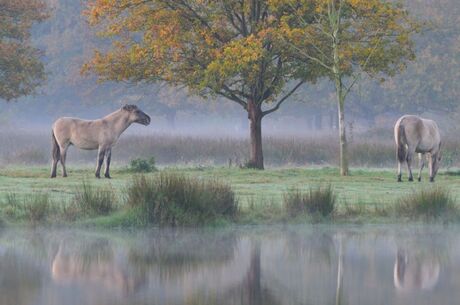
[394, 249, 440, 291]
[51, 240, 145, 296]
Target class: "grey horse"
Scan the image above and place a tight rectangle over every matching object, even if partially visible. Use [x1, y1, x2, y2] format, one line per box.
[51, 105, 150, 178]
[394, 115, 441, 182]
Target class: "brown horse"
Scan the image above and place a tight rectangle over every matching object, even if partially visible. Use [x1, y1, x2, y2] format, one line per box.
[394, 115, 441, 182]
[51, 105, 150, 178]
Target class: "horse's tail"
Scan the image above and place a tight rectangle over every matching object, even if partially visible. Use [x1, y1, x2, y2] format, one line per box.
[396, 123, 407, 163]
[51, 129, 60, 161]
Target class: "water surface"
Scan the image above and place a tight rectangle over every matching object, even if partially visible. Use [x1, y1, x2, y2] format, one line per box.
[0, 225, 457, 305]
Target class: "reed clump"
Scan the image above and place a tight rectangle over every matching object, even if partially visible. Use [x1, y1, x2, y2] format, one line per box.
[126, 172, 238, 226]
[396, 186, 458, 219]
[73, 180, 115, 216]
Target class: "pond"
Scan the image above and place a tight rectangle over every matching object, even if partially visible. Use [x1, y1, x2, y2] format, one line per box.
[0, 225, 457, 305]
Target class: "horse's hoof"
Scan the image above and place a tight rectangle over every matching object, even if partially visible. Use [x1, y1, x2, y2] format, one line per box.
[429, 177, 435, 182]
[408, 177, 414, 182]
[105, 175, 111, 179]
[95, 174, 101, 179]
[397, 178, 402, 182]
[418, 177, 421, 182]
[63, 175, 68, 178]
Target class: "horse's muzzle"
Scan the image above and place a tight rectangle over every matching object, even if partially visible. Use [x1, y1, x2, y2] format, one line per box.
[141, 115, 151, 126]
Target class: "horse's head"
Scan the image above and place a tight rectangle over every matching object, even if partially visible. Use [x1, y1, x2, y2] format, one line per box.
[122, 105, 151, 126]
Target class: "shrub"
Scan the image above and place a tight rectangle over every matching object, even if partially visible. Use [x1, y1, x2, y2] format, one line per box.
[284, 185, 336, 218]
[130, 157, 157, 173]
[73, 180, 115, 216]
[126, 172, 238, 226]
[396, 186, 457, 219]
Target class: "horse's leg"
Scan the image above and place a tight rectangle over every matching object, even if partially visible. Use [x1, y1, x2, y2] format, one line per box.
[417, 153, 425, 182]
[104, 148, 112, 179]
[95, 147, 106, 178]
[59, 145, 69, 177]
[429, 153, 435, 182]
[397, 143, 406, 182]
[51, 158, 59, 178]
[51, 131, 60, 178]
[51, 149, 60, 178]
[406, 148, 415, 182]
[397, 162, 402, 182]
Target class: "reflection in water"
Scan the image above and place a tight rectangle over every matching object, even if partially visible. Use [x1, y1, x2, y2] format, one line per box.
[51, 239, 145, 296]
[0, 226, 459, 305]
[394, 248, 440, 291]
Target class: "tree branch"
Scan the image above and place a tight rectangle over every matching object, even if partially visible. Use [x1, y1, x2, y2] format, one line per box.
[262, 80, 304, 116]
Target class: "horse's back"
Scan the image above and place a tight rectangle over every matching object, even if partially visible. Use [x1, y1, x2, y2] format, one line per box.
[395, 115, 440, 152]
[394, 115, 422, 145]
[52, 117, 101, 149]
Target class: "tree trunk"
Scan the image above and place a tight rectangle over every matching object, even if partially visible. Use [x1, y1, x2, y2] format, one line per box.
[331, 7, 348, 176]
[247, 99, 264, 169]
[336, 84, 349, 176]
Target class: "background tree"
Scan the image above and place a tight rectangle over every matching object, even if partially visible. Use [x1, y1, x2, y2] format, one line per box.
[282, 0, 419, 175]
[83, 0, 324, 169]
[0, 0, 48, 101]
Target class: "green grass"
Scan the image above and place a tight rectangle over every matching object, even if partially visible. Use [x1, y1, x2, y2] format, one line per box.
[1, 165, 460, 225]
[284, 185, 336, 219]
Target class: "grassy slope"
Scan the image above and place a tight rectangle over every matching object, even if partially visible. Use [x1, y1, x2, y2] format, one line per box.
[2, 165, 460, 209]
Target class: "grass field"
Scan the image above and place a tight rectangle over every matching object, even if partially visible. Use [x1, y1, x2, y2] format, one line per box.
[1, 165, 460, 226]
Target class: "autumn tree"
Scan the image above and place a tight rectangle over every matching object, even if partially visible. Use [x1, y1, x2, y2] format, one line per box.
[282, 0, 419, 175]
[83, 0, 323, 169]
[0, 0, 48, 101]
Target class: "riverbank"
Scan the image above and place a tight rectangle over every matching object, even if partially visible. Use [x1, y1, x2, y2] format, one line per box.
[1, 166, 460, 226]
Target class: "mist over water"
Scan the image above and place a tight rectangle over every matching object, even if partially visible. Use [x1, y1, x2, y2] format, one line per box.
[0, 225, 458, 305]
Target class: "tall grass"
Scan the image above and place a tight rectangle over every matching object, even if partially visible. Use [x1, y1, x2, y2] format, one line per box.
[1, 182, 116, 224]
[3, 192, 51, 224]
[238, 196, 285, 224]
[126, 173, 238, 226]
[396, 186, 458, 220]
[73, 180, 115, 216]
[6, 128, 460, 168]
[24, 193, 50, 224]
[7, 131, 460, 167]
[284, 185, 336, 218]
